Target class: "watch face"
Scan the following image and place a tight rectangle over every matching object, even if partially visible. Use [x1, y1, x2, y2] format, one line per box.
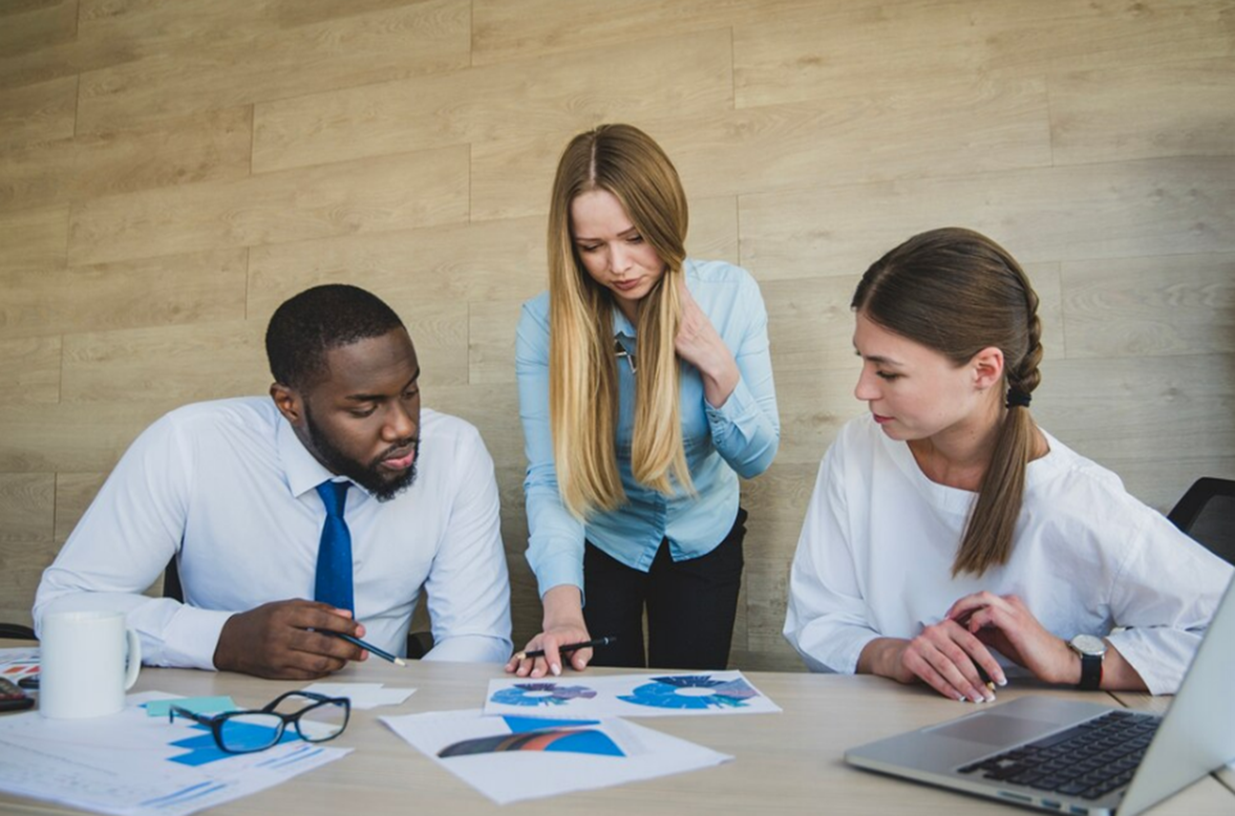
[1071, 634, 1107, 656]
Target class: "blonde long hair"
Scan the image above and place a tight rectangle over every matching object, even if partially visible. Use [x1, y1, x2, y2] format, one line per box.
[852, 228, 1044, 576]
[547, 124, 693, 519]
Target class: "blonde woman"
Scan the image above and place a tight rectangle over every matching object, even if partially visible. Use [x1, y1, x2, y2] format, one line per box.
[784, 228, 1232, 701]
[507, 124, 779, 677]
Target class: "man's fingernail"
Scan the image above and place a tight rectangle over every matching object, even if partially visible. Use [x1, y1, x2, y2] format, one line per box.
[551, 663, 561, 676]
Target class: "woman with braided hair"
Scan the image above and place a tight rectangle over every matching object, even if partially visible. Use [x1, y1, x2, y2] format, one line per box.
[783, 227, 1231, 701]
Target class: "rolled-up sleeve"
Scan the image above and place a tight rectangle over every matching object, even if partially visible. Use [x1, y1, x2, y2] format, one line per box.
[1102, 507, 1233, 694]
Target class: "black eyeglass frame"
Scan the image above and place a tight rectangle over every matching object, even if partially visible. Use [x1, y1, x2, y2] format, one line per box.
[168, 690, 351, 754]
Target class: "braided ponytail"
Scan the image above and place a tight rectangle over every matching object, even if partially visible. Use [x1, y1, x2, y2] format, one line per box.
[852, 228, 1044, 576]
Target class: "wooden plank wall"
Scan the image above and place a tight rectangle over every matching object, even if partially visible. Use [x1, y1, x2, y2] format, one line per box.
[1, 0, 1232, 670]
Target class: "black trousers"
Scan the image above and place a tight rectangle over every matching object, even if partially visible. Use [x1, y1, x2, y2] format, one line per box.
[582, 508, 747, 670]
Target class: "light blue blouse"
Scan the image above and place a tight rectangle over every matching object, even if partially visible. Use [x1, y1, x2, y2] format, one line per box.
[516, 259, 780, 597]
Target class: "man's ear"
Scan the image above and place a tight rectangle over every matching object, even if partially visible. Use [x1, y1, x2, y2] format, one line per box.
[270, 382, 305, 426]
[970, 346, 1006, 392]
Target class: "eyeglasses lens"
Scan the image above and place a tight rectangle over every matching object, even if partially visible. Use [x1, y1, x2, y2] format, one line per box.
[216, 712, 285, 753]
[295, 700, 348, 742]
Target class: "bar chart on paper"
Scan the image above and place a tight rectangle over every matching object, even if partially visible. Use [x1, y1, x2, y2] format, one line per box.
[0, 691, 349, 816]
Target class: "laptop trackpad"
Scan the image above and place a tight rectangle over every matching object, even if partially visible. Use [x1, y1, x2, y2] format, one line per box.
[929, 714, 1056, 746]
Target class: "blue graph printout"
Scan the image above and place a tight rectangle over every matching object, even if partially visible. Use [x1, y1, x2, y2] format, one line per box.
[483, 670, 781, 719]
[0, 690, 350, 816]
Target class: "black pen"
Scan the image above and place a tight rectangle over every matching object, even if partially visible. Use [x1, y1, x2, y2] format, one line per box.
[327, 631, 407, 667]
[513, 635, 618, 661]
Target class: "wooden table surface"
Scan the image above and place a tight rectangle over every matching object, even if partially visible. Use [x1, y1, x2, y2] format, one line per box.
[2, 649, 1232, 815]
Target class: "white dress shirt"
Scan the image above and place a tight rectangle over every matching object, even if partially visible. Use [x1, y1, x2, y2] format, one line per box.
[35, 397, 512, 669]
[784, 414, 1232, 694]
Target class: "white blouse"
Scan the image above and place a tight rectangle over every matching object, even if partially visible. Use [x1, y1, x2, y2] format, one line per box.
[783, 415, 1232, 694]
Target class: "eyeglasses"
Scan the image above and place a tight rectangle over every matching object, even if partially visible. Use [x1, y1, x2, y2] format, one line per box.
[615, 339, 637, 374]
[169, 691, 350, 754]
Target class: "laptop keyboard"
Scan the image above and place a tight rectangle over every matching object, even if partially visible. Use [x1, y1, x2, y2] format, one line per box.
[958, 710, 1161, 801]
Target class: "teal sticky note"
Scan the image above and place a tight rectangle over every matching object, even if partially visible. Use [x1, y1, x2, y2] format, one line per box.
[145, 696, 237, 717]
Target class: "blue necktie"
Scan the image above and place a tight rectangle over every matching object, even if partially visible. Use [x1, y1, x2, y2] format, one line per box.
[314, 481, 354, 613]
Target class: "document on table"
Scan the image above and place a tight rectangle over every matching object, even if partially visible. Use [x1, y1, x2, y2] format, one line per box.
[0, 646, 40, 681]
[0, 691, 349, 816]
[301, 681, 415, 709]
[483, 670, 782, 719]
[382, 708, 732, 804]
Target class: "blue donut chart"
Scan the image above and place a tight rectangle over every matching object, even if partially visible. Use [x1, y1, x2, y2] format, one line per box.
[490, 683, 598, 707]
[617, 674, 760, 710]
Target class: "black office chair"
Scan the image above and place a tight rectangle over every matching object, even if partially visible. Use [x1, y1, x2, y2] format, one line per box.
[1167, 477, 1235, 565]
[0, 623, 36, 640]
[162, 558, 434, 658]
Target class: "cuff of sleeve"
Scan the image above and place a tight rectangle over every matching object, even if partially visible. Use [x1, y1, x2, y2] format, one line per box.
[533, 561, 585, 601]
[788, 625, 878, 675]
[160, 607, 235, 671]
[1105, 630, 1188, 696]
[705, 375, 758, 433]
[423, 635, 513, 664]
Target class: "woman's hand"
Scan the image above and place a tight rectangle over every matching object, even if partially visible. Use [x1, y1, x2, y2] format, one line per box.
[504, 585, 593, 678]
[860, 620, 1006, 703]
[946, 591, 1077, 685]
[674, 281, 739, 407]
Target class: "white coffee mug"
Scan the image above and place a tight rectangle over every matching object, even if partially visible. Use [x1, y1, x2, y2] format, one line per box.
[39, 609, 141, 719]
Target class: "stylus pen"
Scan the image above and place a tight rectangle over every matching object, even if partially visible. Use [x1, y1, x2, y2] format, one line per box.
[328, 631, 407, 667]
[513, 635, 618, 661]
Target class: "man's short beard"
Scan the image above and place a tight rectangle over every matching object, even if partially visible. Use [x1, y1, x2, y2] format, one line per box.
[304, 404, 418, 502]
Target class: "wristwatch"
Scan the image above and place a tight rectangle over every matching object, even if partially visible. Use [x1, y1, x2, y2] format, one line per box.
[1068, 634, 1107, 690]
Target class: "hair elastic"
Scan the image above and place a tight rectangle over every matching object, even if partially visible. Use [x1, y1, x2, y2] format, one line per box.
[1006, 388, 1032, 409]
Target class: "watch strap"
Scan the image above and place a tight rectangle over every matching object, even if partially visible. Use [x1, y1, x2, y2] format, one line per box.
[1077, 652, 1103, 690]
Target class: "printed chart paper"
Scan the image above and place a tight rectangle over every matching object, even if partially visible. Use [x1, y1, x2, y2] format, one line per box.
[483, 670, 781, 719]
[0, 646, 40, 681]
[0, 691, 349, 816]
[382, 708, 731, 804]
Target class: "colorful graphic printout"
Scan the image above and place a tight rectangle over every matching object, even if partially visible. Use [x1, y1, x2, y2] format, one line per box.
[483, 670, 781, 719]
[489, 683, 597, 707]
[382, 709, 733, 805]
[438, 717, 623, 758]
[618, 675, 760, 710]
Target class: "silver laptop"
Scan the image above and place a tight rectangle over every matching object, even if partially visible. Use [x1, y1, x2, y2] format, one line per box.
[845, 578, 1235, 815]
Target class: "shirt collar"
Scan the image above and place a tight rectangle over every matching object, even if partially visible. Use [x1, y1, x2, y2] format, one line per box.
[275, 413, 370, 500]
[612, 304, 635, 339]
[609, 260, 698, 339]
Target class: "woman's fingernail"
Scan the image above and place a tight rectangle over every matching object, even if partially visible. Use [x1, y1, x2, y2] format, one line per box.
[551, 663, 561, 676]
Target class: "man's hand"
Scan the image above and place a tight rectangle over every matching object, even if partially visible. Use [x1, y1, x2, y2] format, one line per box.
[213, 599, 366, 679]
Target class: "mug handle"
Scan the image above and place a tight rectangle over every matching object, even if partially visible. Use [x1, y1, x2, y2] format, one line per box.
[123, 628, 142, 690]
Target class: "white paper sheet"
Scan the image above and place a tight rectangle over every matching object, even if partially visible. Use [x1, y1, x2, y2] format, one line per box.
[301, 682, 415, 710]
[483, 670, 781, 719]
[382, 708, 731, 804]
[0, 691, 349, 816]
[0, 646, 40, 682]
